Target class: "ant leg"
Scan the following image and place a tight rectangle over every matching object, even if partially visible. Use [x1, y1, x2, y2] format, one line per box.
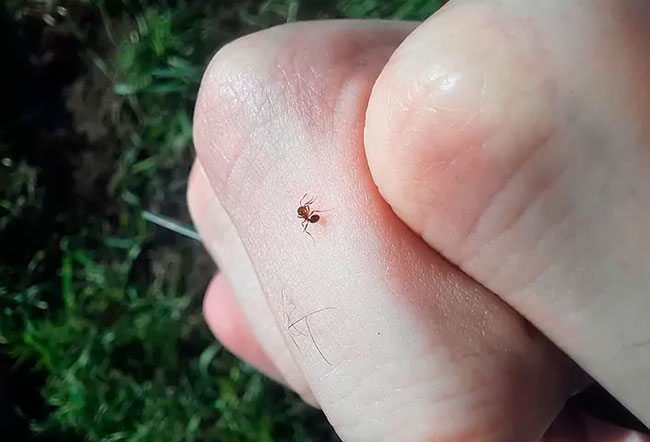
[304, 228, 315, 245]
[300, 219, 315, 244]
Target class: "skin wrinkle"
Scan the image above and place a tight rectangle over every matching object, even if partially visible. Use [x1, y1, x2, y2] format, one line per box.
[457, 80, 559, 264]
[320, 357, 427, 435]
[487, 123, 639, 310]
[481, 199, 573, 307]
[391, 111, 488, 233]
[224, 96, 290, 201]
[331, 370, 436, 437]
[196, 84, 240, 178]
[449, 73, 556, 259]
[199, 41, 292, 193]
[322, 326, 442, 406]
[498, 166, 582, 291]
[462, 150, 569, 295]
[336, 387, 483, 442]
[382, 400, 479, 442]
[199, 93, 249, 190]
[277, 54, 327, 134]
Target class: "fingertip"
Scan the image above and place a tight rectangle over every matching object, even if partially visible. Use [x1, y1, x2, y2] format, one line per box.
[203, 273, 286, 385]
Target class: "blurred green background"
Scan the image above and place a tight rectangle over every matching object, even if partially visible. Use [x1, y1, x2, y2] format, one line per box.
[0, 1, 444, 441]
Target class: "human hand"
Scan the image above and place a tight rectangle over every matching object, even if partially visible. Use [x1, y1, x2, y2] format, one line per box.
[188, 1, 650, 440]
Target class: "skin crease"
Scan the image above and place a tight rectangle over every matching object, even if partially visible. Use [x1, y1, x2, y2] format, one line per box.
[364, 0, 650, 426]
[191, 19, 580, 442]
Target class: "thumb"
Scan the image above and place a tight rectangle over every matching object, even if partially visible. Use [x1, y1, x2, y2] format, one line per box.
[365, 0, 650, 426]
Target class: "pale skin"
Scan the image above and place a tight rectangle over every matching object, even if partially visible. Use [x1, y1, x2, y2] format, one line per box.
[188, 1, 650, 440]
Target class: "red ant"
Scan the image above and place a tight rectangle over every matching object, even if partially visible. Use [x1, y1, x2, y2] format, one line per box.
[297, 194, 330, 243]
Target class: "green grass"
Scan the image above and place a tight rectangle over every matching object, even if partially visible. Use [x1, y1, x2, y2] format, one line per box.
[0, 1, 444, 441]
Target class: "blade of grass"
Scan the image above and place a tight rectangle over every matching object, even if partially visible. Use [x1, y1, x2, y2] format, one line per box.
[141, 210, 201, 241]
